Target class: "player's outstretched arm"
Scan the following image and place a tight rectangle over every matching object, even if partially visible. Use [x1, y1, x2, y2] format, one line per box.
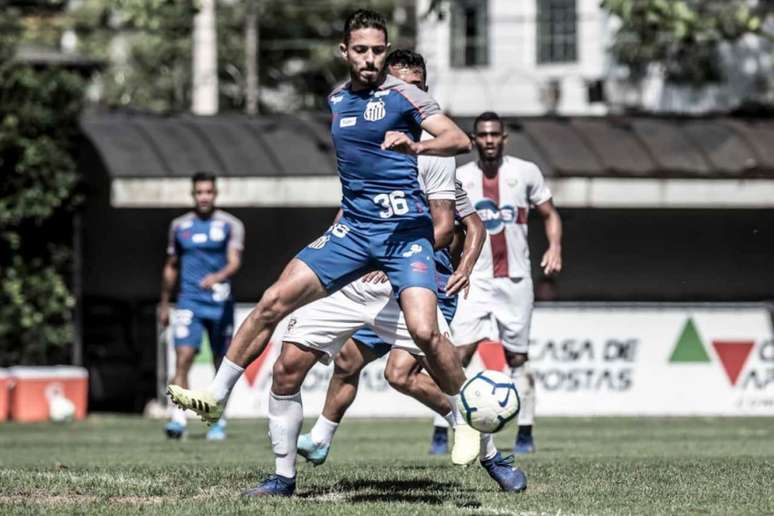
[417, 113, 472, 157]
[446, 211, 485, 297]
[535, 199, 562, 276]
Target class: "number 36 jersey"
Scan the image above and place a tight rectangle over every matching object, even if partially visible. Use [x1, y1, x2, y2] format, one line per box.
[329, 74, 442, 233]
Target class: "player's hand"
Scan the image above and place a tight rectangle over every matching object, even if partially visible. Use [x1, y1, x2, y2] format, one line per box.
[361, 270, 389, 283]
[159, 303, 170, 327]
[445, 267, 472, 298]
[199, 273, 221, 289]
[541, 246, 562, 276]
[381, 131, 420, 155]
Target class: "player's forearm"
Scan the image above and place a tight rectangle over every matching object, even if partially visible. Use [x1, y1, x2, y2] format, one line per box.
[160, 265, 177, 303]
[416, 129, 472, 157]
[457, 214, 486, 273]
[544, 211, 563, 250]
[429, 199, 455, 250]
[212, 259, 241, 283]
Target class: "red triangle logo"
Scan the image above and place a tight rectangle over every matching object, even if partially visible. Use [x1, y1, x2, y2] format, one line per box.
[242, 341, 274, 387]
[711, 340, 754, 386]
[477, 340, 506, 371]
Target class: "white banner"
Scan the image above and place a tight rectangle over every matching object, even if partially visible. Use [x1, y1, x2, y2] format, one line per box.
[167, 304, 774, 417]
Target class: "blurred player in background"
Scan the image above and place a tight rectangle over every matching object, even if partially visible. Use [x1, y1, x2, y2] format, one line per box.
[159, 172, 244, 440]
[454, 112, 563, 455]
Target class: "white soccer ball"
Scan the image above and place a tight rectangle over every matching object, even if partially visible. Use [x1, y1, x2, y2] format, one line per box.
[457, 370, 520, 433]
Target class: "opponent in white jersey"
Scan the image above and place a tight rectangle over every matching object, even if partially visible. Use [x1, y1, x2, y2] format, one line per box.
[453, 111, 563, 456]
[268, 52, 526, 494]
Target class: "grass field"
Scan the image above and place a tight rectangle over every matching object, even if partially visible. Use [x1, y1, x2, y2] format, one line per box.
[1, 415, 773, 515]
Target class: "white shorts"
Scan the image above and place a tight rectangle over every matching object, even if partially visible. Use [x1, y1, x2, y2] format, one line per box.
[451, 276, 533, 354]
[283, 280, 454, 364]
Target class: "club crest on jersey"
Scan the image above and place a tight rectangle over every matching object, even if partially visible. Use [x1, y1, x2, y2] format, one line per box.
[364, 99, 386, 121]
[476, 198, 517, 235]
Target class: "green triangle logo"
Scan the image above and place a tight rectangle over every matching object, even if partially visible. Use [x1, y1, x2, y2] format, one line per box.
[669, 318, 711, 363]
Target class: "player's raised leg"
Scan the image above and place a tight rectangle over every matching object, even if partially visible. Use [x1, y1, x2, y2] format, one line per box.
[242, 342, 322, 497]
[168, 258, 328, 422]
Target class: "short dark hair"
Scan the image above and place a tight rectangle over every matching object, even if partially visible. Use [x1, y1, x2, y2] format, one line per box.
[473, 111, 505, 133]
[343, 9, 388, 44]
[191, 171, 216, 185]
[385, 49, 427, 83]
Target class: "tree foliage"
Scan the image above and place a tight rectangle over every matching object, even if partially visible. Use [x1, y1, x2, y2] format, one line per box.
[0, 9, 84, 365]
[601, 0, 772, 85]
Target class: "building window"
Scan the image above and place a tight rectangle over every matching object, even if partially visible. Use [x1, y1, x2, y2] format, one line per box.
[450, 0, 488, 68]
[537, 0, 577, 64]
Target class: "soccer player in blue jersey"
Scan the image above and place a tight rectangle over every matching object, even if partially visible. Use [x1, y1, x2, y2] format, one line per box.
[160, 172, 244, 440]
[168, 9, 472, 442]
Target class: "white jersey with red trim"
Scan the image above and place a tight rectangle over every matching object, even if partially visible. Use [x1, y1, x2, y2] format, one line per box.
[456, 156, 552, 280]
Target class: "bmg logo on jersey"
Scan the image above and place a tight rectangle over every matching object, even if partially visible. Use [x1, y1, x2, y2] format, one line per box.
[364, 99, 386, 121]
[476, 198, 521, 235]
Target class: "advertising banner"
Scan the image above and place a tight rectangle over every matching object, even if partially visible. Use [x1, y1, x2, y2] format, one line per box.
[166, 304, 774, 417]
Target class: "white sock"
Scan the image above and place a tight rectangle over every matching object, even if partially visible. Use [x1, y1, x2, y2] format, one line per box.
[445, 394, 465, 426]
[268, 390, 302, 479]
[512, 363, 536, 426]
[480, 433, 497, 461]
[309, 415, 339, 446]
[434, 412, 451, 429]
[171, 406, 187, 426]
[209, 357, 244, 404]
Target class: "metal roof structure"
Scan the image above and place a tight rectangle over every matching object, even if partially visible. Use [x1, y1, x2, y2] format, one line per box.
[80, 111, 774, 208]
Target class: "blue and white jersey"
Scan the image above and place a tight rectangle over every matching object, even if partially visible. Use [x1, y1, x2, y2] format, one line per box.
[167, 210, 245, 311]
[329, 75, 442, 232]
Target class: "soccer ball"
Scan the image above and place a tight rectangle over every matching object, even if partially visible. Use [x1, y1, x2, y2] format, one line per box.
[457, 370, 520, 433]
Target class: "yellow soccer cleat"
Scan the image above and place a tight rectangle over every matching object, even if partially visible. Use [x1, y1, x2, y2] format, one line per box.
[167, 385, 223, 425]
[451, 423, 480, 466]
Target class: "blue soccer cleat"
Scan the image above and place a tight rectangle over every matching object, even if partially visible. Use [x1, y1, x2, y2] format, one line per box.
[513, 434, 536, 455]
[481, 452, 527, 492]
[428, 427, 449, 455]
[206, 421, 226, 441]
[164, 420, 186, 440]
[296, 433, 330, 466]
[241, 474, 296, 497]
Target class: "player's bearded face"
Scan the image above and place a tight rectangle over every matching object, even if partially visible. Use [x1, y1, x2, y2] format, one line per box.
[341, 28, 389, 87]
[192, 180, 216, 215]
[474, 120, 506, 162]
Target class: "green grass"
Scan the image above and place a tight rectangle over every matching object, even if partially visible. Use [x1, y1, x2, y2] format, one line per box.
[1, 416, 773, 515]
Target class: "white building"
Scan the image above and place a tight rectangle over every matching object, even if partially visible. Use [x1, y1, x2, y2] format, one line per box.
[415, 0, 774, 116]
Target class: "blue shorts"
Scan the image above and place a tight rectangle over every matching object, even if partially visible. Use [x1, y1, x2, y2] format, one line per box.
[172, 301, 234, 358]
[352, 292, 458, 359]
[296, 221, 437, 296]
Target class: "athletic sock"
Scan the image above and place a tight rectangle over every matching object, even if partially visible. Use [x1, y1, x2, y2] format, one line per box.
[216, 417, 227, 428]
[268, 391, 302, 479]
[518, 424, 533, 438]
[209, 357, 244, 404]
[480, 433, 497, 461]
[434, 413, 450, 429]
[511, 363, 535, 427]
[445, 394, 466, 426]
[171, 406, 187, 426]
[309, 415, 338, 447]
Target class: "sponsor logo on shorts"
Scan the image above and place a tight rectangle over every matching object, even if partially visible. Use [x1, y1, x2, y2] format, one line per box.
[339, 116, 357, 128]
[402, 243, 423, 257]
[307, 235, 330, 249]
[286, 317, 297, 334]
[411, 260, 429, 273]
[364, 99, 386, 121]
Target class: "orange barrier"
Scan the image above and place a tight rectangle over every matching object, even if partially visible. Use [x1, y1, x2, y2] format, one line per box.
[0, 369, 8, 422]
[8, 366, 88, 423]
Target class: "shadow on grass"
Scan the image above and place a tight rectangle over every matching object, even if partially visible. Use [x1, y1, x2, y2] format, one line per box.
[299, 477, 481, 508]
